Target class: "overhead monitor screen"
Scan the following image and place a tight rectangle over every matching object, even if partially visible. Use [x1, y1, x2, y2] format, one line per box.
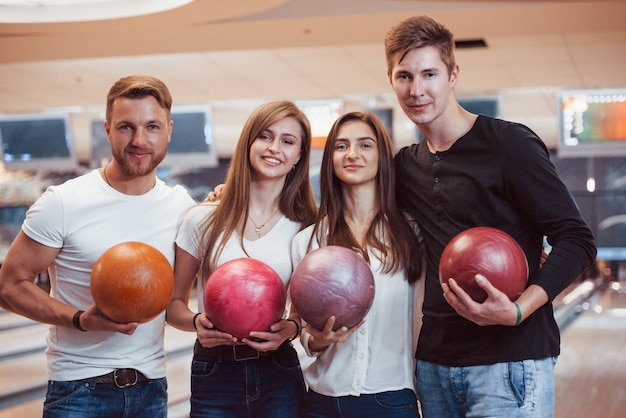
[557, 89, 626, 157]
[0, 115, 76, 171]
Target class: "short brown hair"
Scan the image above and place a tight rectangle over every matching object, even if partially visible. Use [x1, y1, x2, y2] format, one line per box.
[384, 15, 456, 76]
[105, 75, 172, 123]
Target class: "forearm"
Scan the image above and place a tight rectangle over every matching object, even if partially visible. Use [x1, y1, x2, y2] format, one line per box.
[168, 245, 201, 331]
[513, 284, 549, 325]
[1, 277, 77, 328]
[533, 236, 596, 300]
[166, 298, 196, 331]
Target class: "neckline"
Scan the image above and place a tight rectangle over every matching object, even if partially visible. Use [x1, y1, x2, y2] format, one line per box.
[244, 214, 283, 242]
[248, 207, 279, 238]
[100, 164, 157, 195]
[423, 113, 479, 154]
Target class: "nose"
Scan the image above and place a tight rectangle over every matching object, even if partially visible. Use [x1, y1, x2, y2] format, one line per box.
[267, 138, 279, 152]
[131, 127, 149, 147]
[410, 78, 424, 97]
[346, 144, 358, 159]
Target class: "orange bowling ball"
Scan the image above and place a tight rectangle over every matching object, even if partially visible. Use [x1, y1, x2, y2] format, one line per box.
[91, 241, 174, 323]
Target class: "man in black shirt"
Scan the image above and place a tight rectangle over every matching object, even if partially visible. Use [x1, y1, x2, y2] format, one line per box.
[385, 15, 596, 417]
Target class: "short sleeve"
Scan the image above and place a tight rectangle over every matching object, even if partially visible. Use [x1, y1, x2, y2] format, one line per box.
[175, 204, 214, 260]
[22, 186, 65, 248]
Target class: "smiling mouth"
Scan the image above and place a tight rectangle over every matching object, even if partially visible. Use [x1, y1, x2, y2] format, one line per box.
[263, 157, 281, 164]
[127, 146, 151, 155]
[128, 151, 150, 159]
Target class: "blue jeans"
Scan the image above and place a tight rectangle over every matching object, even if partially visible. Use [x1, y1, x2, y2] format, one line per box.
[43, 377, 167, 418]
[305, 388, 419, 418]
[416, 358, 557, 418]
[190, 340, 306, 417]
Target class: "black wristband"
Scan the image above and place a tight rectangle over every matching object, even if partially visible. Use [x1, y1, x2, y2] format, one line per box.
[73, 310, 86, 332]
[286, 318, 300, 341]
[192, 312, 201, 331]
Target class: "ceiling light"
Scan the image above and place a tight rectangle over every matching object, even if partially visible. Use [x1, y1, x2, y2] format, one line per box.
[0, 0, 194, 23]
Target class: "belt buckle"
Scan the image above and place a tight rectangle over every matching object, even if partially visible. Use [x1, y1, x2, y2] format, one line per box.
[232, 344, 260, 361]
[113, 368, 138, 388]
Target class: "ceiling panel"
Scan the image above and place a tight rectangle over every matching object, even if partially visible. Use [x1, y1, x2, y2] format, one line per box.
[0, 0, 624, 153]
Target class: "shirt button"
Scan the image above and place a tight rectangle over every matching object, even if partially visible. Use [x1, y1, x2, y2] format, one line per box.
[434, 177, 441, 184]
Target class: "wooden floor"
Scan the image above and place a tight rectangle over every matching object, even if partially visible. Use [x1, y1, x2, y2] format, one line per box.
[0, 284, 624, 418]
[0, 321, 197, 418]
[554, 284, 626, 418]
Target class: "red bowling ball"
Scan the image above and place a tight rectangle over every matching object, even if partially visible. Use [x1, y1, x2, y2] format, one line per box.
[439, 227, 528, 302]
[290, 245, 375, 331]
[204, 258, 286, 340]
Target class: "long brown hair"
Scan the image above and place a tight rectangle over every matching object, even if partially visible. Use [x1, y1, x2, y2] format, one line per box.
[199, 101, 317, 281]
[310, 112, 423, 282]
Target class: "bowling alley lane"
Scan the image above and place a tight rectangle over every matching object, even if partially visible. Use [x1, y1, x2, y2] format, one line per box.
[554, 281, 626, 418]
[2, 283, 625, 417]
[0, 309, 197, 418]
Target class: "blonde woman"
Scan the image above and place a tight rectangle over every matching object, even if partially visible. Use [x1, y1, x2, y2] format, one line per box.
[166, 101, 317, 417]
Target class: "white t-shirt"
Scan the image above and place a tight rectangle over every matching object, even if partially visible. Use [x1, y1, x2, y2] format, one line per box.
[175, 203, 302, 313]
[23, 169, 195, 381]
[291, 224, 422, 397]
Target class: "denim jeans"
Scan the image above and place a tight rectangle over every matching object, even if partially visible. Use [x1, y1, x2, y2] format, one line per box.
[43, 377, 167, 418]
[305, 388, 419, 418]
[416, 358, 557, 418]
[190, 341, 306, 418]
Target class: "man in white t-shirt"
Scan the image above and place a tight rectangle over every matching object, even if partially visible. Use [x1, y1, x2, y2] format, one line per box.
[0, 75, 195, 418]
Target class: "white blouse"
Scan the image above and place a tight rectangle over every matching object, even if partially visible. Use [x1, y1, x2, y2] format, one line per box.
[291, 224, 424, 397]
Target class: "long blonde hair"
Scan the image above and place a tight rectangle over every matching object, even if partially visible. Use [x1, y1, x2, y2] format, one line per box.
[199, 101, 317, 281]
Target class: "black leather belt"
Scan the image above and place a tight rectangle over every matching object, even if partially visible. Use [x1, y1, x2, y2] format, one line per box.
[194, 340, 275, 362]
[78, 368, 148, 388]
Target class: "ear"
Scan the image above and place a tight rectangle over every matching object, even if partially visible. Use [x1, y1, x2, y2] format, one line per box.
[449, 64, 459, 88]
[167, 119, 173, 143]
[103, 121, 111, 142]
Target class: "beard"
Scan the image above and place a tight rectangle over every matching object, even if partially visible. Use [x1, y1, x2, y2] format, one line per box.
[113, 145, 166, 177]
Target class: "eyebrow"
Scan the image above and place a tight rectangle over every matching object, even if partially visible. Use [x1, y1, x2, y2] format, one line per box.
[116, 119, 163, 126]
[394, 65, 440, 74]
[336, 136, 376, 142]
[263, 128, 298, 139]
